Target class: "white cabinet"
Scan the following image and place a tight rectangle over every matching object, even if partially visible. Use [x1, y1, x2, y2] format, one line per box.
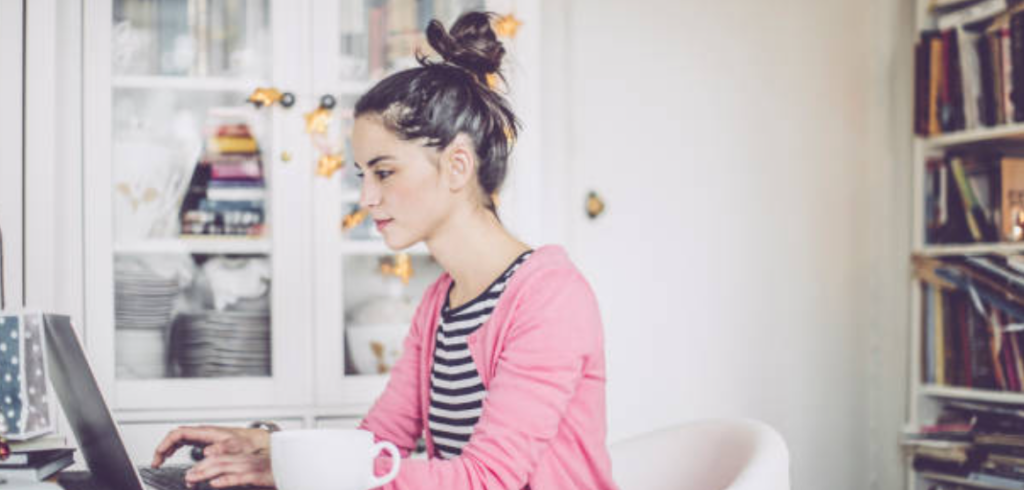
[80, 0, 541, 426]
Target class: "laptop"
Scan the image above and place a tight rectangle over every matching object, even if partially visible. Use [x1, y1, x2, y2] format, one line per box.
[43, 314, 200, 490]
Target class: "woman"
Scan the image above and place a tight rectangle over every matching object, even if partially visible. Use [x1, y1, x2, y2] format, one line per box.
[151, 12, 617, 490]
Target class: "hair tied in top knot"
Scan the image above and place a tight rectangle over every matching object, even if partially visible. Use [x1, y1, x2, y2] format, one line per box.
[423, 11, 506, 87]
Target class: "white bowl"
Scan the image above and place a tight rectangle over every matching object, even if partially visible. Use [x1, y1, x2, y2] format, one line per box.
[345, 323, 409, 375]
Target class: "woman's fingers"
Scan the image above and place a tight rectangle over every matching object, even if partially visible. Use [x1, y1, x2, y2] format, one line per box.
[204, 436, 251, 458]
[186, 454, 274, 488]
[151, 426, 233, 468]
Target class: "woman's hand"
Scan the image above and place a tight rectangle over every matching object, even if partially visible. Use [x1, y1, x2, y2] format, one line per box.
[184, 452, 275, 489]
[151, 425, 271, 468]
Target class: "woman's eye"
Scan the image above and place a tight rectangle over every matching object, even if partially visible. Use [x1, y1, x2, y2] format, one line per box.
[355, 172, 365, 180]
[376, 170, 393, 180]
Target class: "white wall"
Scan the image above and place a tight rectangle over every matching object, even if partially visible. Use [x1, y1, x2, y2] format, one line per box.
[0, 0, 24, 309]
[544, 1, 904, 488]
[866, 1, 914, 489]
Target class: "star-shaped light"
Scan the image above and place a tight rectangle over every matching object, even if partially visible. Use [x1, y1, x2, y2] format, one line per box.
[494, 13, 523, 39]
[503, 124, 515, 145]
[380, 254, 414, 285]
[305, 107, 333, 134]
[342, 209, 368, 231]
[247, 87, 283, 108]
[316, 154, 344, 178]
[486, 73, 501, 90]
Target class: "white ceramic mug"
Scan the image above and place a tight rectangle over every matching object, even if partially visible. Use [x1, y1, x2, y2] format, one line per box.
[271, 429, 401, 490]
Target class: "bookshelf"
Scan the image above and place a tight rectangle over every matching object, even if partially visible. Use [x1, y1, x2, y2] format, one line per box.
[908, 1, 1024, 489]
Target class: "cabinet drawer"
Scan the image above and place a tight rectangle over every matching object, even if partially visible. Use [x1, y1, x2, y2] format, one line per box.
[118, 418, 303, 465]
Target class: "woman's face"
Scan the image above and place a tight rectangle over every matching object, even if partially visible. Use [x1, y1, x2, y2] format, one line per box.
[352, 115, 451, 250]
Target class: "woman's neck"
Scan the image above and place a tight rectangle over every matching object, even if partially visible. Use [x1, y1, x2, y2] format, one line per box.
[426, 206, 530, 309]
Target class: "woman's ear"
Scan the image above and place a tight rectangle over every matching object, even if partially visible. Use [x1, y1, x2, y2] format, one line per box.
[441, 134, 477, 192]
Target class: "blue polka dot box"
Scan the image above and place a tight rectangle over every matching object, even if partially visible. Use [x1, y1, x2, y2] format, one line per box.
[0, 313, 54, 440]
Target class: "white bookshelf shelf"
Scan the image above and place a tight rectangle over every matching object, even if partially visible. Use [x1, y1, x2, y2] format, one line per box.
[114, 238, 272, 255]
[113, 76, 268, 93]
[920, 385, 1024, 405]
[915, 243, 1024, 257]
[923, 123, 1024, 149]
[112, 76, 371, 96]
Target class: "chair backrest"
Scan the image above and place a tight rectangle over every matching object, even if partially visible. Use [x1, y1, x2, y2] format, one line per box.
[609, 418, 790, 490]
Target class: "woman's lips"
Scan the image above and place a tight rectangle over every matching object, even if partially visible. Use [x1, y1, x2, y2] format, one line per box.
[375, 219, 393, 232]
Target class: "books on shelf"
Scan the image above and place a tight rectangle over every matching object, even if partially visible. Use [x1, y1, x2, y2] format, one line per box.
[914, 2, 1024, 136]
[903, 399, 1024, 488]
[913, 253, 1024, 391]
[925, 152, 1005, 244]
[179, 120, 267, 238]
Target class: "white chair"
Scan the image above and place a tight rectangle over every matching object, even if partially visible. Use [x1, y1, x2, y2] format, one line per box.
[609, 418, 790, 490]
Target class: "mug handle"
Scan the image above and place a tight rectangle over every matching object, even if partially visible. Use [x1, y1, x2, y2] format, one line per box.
[368, 440, 401, 488]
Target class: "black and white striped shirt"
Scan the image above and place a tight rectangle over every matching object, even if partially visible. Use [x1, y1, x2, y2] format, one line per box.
[428, 251, 532, 459]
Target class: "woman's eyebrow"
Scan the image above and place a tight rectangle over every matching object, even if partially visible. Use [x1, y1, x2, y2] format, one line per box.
[354, 155, 393, 170]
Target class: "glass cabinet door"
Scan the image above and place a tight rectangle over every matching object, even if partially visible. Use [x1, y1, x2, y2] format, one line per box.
[85, 0, 313, 409]
[311, 0, 493, 408]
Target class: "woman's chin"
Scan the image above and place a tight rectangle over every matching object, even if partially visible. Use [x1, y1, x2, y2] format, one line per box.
[382, 233, 418, 251]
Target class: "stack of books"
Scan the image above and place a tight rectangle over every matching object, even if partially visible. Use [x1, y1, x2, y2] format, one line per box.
[0, 447, 75, 482]
[908, 400, 1024, 489]
[179, 122, 266, 237]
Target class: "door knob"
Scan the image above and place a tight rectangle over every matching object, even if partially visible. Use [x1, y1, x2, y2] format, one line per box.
[586, 191, 606, 220]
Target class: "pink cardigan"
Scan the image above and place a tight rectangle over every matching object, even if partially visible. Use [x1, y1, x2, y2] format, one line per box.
[358, 245, 618, 489]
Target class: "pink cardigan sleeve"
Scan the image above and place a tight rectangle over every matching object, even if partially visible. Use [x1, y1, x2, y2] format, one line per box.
[357, 281, 441, 456]
[378, 268, 601, 489]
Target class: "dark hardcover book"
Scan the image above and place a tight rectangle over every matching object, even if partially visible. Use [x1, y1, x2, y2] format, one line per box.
[965, 157, 1001, 242]
[979, 32, 998, 126]
[179, 162, 212, 223]
[1012, 11, 1024, 121]
[0, 447, 74, 467]
[948, 28, 967, 131]
[961, 292, 975, 387]
[969, 301, 999, 389]
[935, 157, 972, 243]
[914, 456, 973, 476]
[0, 453, 74, 481]
[942, 30, 957, 131]
[947, 291, 964, 386]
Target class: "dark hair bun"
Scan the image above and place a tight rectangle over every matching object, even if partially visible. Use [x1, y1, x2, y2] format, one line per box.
[425, 12, 505, 82]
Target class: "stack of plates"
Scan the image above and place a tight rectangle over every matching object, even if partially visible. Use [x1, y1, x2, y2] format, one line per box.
[116, 329, 167, 379]
[170, 311, 271, 378]
[114, 259, 181, 330]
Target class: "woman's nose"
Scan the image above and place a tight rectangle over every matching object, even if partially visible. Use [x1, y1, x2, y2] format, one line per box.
[359, 179, 380, 209]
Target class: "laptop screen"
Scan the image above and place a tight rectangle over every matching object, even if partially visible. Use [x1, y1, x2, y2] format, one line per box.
[44, 314, 145, 490]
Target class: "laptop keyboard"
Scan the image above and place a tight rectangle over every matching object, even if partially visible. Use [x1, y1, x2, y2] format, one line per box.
[139, 465, 195, 490]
